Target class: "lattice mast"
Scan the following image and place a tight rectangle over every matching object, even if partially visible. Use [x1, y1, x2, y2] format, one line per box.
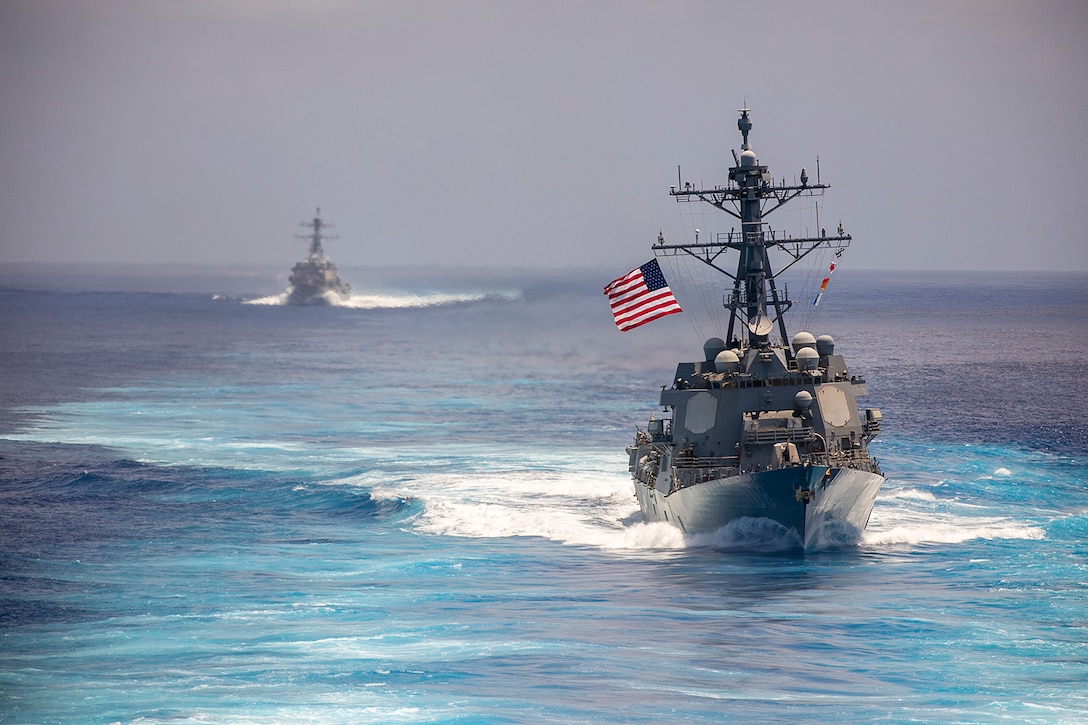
[656, 109, 851, 347]
[298, 207, 338, 259]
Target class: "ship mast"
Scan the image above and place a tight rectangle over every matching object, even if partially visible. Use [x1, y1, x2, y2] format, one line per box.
[656, 109, 851, 347]
[298, 207, 338, 259]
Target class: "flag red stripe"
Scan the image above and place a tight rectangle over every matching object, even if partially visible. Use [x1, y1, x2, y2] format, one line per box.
[616, 305, 682, 331]
[614, 297, 683, 327]
[604, 270, 644, 295]
[606, 275, 646, 299]
[610, 289, 677, 317]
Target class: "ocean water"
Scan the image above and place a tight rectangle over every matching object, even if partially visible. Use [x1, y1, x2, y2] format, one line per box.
[1, 267, 1086, 724]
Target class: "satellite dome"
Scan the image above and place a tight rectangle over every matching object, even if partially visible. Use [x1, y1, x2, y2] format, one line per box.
[714, 349, 741, 374]
[816, 334, 835, 356]
[791, 331, 817, 353]
[794, 390, 813, 410]
[796, 346, 819, 371]
[740, 149, 757, 167]
[703, 337, 727, 362]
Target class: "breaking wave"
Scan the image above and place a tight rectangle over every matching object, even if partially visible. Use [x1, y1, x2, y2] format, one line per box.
[686, 517, 805, 552]
[862, 517, 1046, 547]
[862, 484, 1047, 547]
[370, 464, 670, 551]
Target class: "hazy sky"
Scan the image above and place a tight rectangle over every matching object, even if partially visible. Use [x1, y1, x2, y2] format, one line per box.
[2, 0, 1086, 272]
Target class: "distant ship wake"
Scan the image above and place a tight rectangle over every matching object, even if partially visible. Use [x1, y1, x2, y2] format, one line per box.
[245, 289, 521, 309]
[245, 208, 521, 309]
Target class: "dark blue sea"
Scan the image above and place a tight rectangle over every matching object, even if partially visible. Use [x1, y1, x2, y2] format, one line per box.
[1, 266, 1086, 724]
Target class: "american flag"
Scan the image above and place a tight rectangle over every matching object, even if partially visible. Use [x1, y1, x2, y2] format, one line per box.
[604, 259, 683, 332]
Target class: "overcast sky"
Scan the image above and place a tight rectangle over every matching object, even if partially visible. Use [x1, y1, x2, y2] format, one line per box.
[1, 0, 1085, 272]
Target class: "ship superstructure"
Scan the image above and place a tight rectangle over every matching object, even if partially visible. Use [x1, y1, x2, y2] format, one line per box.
[625, 109, 884, 549]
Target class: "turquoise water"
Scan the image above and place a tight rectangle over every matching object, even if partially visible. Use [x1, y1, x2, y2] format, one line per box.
[1, 270, 1086, 723]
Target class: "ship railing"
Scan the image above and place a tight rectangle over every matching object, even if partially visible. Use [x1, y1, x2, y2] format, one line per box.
[671, 456, 741, 490]
[673, 455, 739, 469]
[743, 427, 816, 445]
[816, 450, 883, 474]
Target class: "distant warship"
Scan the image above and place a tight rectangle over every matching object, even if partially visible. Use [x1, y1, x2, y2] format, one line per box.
[622, 109, 884, 550]
[286, 208, 351, 306]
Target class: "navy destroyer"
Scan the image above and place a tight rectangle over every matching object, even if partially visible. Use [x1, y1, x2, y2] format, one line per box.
[286, 208, 351, 305]
[623, 109, 884, 550]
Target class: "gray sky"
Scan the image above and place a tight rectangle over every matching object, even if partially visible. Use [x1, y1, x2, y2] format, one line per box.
[2, 0, 1086, 272]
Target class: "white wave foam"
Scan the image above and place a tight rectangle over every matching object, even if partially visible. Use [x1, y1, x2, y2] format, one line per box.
[865, 479, 1047, 547]
[371, 462, 708, 551]
[877, 488, 938, 502]
[337, 290, 520, 309]
[864, 508, 1045, 546]
[864, 521, 1045, 546]
[243, 289, 521, 308]
[244, 292, 289, 305]
[687, 517, 804, 552]
[370, 461, 840, 553]
[374, 460, 1056, 553]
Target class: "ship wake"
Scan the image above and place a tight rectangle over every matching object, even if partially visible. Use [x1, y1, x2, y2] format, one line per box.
[244, 289, 521, 308]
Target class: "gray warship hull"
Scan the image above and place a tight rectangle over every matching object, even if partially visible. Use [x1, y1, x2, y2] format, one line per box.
[632, 464, 883, 550]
